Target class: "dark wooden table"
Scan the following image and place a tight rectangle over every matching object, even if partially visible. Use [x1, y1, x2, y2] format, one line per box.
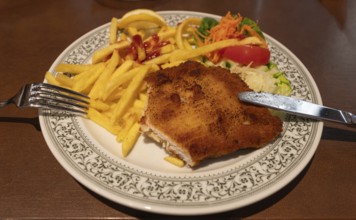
[1, 0, 355, 219]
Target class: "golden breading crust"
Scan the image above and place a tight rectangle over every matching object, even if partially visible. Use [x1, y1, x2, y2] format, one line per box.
[140, 61, 282, 167]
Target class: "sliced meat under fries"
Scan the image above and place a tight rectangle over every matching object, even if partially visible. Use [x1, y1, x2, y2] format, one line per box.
[140, 61, 283, 167]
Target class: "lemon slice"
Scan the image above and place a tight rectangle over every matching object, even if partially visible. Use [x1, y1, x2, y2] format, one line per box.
[118, 9, 166, 30]
[121, 9, 165, 22]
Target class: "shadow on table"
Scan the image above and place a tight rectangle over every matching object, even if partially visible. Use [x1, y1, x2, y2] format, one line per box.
[79, 125, 356, 218]
[1, 115, 355, 143]
[2, 115, 354, 217]
[81, 157, 312, 219]
[0, 110, 85, 132]
[0, 116, 41, 131]
[321, 126, 356, 142]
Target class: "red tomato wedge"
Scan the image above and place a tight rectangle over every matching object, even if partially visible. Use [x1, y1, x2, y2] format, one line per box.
[222, 45, 270, 67]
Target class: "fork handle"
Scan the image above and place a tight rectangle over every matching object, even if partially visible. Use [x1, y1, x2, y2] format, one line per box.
[352, 114, 356, 124]
[0, 99, 12, 108]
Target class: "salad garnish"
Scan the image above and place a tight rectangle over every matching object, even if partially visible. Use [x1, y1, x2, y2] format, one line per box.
[194, 12, 291, 96]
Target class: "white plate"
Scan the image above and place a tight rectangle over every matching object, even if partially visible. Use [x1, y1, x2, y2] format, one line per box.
[39, 11, 323, 215]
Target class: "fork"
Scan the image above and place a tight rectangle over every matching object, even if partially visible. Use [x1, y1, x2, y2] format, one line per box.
[0, 83, 89, 115]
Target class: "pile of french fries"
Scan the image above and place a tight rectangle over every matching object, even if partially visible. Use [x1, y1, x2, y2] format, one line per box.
[45, 9, 263, 167]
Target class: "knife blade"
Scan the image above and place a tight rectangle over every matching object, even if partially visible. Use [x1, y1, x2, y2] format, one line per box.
[239, 92, 356, 124]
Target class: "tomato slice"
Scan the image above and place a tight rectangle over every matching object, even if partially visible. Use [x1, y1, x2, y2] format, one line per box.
[222, 45, 270, 66]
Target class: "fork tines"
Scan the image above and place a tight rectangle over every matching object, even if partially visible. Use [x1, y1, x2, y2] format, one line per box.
[29, 83, 90, 115]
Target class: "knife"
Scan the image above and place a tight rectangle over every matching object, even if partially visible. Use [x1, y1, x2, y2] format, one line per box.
[239, 92, 356, 124]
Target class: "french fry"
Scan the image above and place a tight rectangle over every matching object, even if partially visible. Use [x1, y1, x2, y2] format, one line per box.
[133, 99, 145, 109]
[55, 63, 95, 74]
[111, 65, 150, 123]
[90, 99, 110, 111]
[111, 59, 134, 79]
[92, 41, 130, 64]
[121, 122, 140, 157]
[170, 37, 262, 62]
[126, 26, 138, 37]
[160, 44, 175, 54]
[89, 50, 120, 99]
[55, 73, 74, 88]
[144, 27, 176, 43]
[143, 51, 175, 65]
[116, 111, 138, 142]
[103, 66, 141, 101]
[183, 39, 193, 50]
[164, 156, 185, 167]
[87, 108, 120, 135]
[45, 71, 61, 86]
[72, 63, 105, 93]
[138, 92, 148, 102]
[102, 104, 116, 118]
[175, 17, 201, 49]
[149, 64, 160, 72]
[104, 86, 126, 102]
[137, 46, 146, 62]
[161, 60, 184, 69]
[109, 17, 118, 44]
[119, 32, 128, 41]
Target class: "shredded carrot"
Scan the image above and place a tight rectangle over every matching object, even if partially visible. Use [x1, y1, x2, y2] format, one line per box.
[201, 12, 242, 62]
[239, 25, 267, 48]
[198, 11, 267, 63]
[205, 12, 242, 44]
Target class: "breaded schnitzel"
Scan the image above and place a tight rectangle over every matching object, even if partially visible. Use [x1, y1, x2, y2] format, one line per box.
[140, 61, 282, 167]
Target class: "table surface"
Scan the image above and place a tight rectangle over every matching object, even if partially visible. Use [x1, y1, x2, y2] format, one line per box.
[1, 0, 355, 219]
